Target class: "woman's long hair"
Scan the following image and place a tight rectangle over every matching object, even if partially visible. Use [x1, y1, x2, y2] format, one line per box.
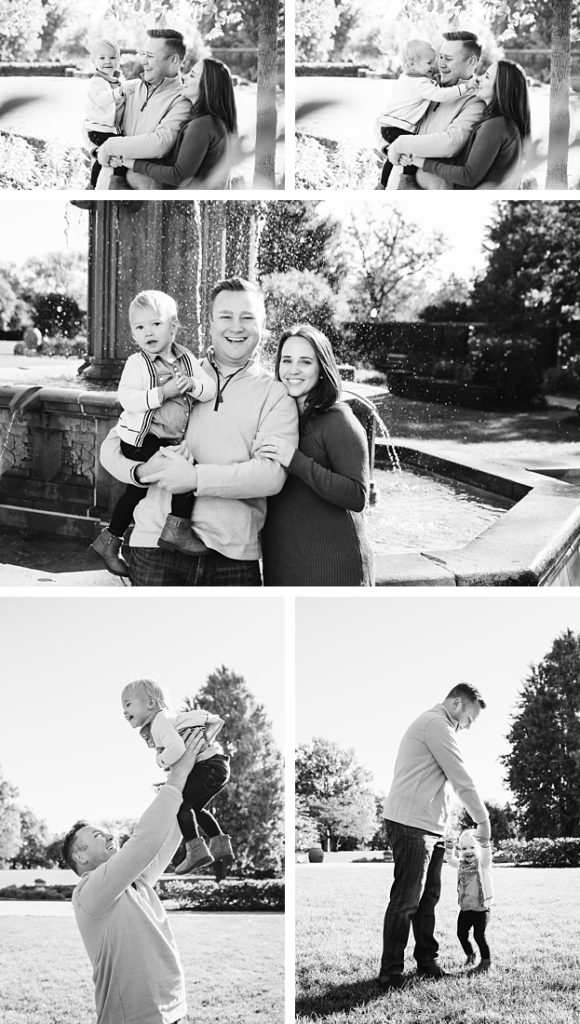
[484, 59, 531, 142]
[191, 58, 237, 134]
[274, 324, 342, 422]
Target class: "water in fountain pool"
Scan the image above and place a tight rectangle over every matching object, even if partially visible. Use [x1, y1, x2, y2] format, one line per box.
[367, 466, 512, 554]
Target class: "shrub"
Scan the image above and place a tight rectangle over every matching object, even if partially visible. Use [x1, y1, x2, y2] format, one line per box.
[467, 335, 545, 408]
[0, 133, 88, 189]
[156, 878, 284, 911]
[498, 837, 580, 867]
[0, 884, 74, 900]
[261, 268, 346, 364]
[295, 133, 377, 190]
[543, 356, 580, 396]
[31, 293, 85, 340]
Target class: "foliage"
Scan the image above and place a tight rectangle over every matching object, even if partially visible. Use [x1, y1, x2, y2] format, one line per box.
[9, 808, 50, 869]
[497, 837, 580, 866]
[261, 268, 346, 365]
[0, 0, 47, 60]
[543, 356, 580, 395]
[257, 200, 343, 287]
[0, 883, 74, 900]
[18, 252, 88, 311]
[419, 274, 476, 323]
[181, 666, 284, 875]
[0, 277, 28, 332]
[156, 877, 284, 910]
[0, 791, 21, 865]
[295, 796, 321, 851]
[471, 202, 580, 336]
[0, 134, 88, 190]
[467, 334, 545, 407]
[295, 134, 378, 190]
[334, 205, 446, 322]
[502, 629, 580, 839]
[295, 0, 339, 60]
[458, 800, 519, 842]
[295, 737, 377, 851]
[30, 292, 85, 339]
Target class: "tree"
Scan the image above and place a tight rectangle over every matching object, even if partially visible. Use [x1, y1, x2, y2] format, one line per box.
[419, 274, 475, 323]
[334, 206, 446, 322]
[261, 268, 348, 364]
[295, 795, 320, 850]
[471, 202, 580, 346]
[501, 629, 580, 839]
[257, 200, 343, 285]
[457, 800, 519, 841]
[0, 766, 22, 866]
[295, 0, 339, 60]
[17, 251, 88, 311]
[183, 666, 284, 874]
[0, 0, 47, 60]
[295, 738, 377, 851]
[10, 808, 50, 869]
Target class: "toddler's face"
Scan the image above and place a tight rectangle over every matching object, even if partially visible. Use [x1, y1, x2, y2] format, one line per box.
[130, 309, 176, 359]
[458, 832, 480, 865]
[413, 46, 436, 77]
[122, 689, 154, 728]
[94, 44, 120, 76]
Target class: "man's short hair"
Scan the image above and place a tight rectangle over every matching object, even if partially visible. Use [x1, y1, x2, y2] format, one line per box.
[146, 28, 186, 63]
[446, 682, 486, 709]
[442, 30, 482, 63]
[210, 277, 265, 315]
[62, 820, 90, 874]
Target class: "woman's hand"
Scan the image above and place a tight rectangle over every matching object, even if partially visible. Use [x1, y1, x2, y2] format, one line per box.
[257, 436, 296, 468]
[140, 447, 197, 493]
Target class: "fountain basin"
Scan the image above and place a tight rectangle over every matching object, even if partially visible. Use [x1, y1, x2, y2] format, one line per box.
[373, 443, 580, 586]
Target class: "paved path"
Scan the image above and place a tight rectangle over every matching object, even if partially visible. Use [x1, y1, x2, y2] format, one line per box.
[296, 76, 580, 188]
[0, 77, 285, 187]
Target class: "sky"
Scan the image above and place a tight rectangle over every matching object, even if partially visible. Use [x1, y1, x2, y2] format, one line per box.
[0, 196, 494, 284]
[0, 594, 285, 834]
[295, 592, 580, 808]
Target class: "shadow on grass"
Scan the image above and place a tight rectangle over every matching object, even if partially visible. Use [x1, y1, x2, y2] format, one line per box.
[295, 975, 383, 1018]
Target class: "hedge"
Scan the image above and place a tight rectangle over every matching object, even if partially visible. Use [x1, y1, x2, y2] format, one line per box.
[0, 63, 77, 77]
[295, 62, 371, 77]
[0, 884, 74, 900]
[156, 878, 284, 911]
[497, 837, 580, 867]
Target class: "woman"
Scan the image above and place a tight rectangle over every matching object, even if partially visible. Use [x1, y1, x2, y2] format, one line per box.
[409, 60, 530, 189]
[259, 324, 375, 586]
[115, 58, 237, 189]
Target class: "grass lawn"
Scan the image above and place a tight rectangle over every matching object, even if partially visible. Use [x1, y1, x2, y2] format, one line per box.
[0, 911, 283, 1024]
[296, 864, 580, 1023]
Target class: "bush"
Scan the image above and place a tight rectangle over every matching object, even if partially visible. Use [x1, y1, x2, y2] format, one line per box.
[0, 883, 74, 900]
[543, 356, 580, 396]
[295, 133, 377, 190]
[156, 878, 284, 911]
[261, 268, 346, 364]
[498, 837, 580, 867]
[31, 293, 85, 340]
[0, 133, 88, 189]
[39, 337, 87, 357]
[467, 335, 545, 408]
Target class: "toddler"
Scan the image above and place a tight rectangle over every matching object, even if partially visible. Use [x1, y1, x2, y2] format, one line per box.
[122, 678, 234, 876]
[377, 38, 476, 188]
[446, 829, 493, 970]
[84, 37, 126, 189]
[91, 289, 217, 578]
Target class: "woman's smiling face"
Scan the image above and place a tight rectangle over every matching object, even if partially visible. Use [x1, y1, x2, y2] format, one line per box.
[183, 60, 204, 102]
[278, 334, 320, 410]
[476, 63, 498, 104]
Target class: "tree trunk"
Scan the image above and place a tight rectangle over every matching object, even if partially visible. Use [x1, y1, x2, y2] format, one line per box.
[546, 0, 572, 188]
[253, 0, 279, 188]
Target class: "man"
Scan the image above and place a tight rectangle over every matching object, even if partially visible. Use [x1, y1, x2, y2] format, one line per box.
[62, 731, 204, 1024]
[97, 29, 191, 190]
[380, 683, 491, 990]
[386, 31, 485, 190]
[100, 278, 299, 586]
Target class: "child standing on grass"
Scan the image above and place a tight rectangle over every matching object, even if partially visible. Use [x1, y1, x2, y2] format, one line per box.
[90, 289, 217, 578]
[376, 38, 476, 188]
[446, 829, 493, 970]
[121, 677, 234, 878]
[83, 37, 126, 189]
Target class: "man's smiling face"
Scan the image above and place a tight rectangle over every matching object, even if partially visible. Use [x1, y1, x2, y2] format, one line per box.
[209, 289, 264, 368]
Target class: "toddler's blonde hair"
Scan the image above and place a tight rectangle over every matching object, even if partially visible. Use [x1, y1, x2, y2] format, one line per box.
[129, 290, 178, 327]
[122, 678, 170, 710]
[90, 37, 121, 62]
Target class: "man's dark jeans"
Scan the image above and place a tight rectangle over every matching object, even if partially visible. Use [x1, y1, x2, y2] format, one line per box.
[127, 545, 262, 586]
[381, 820, 445, 976]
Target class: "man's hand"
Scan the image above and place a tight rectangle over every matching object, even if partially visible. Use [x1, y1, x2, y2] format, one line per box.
[166, 730, 205, 790]
[134, 450, 172, 483]
[97, 143, 112, 168]
[387, 144, 404, 166]
[140, 447, 197, 493]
